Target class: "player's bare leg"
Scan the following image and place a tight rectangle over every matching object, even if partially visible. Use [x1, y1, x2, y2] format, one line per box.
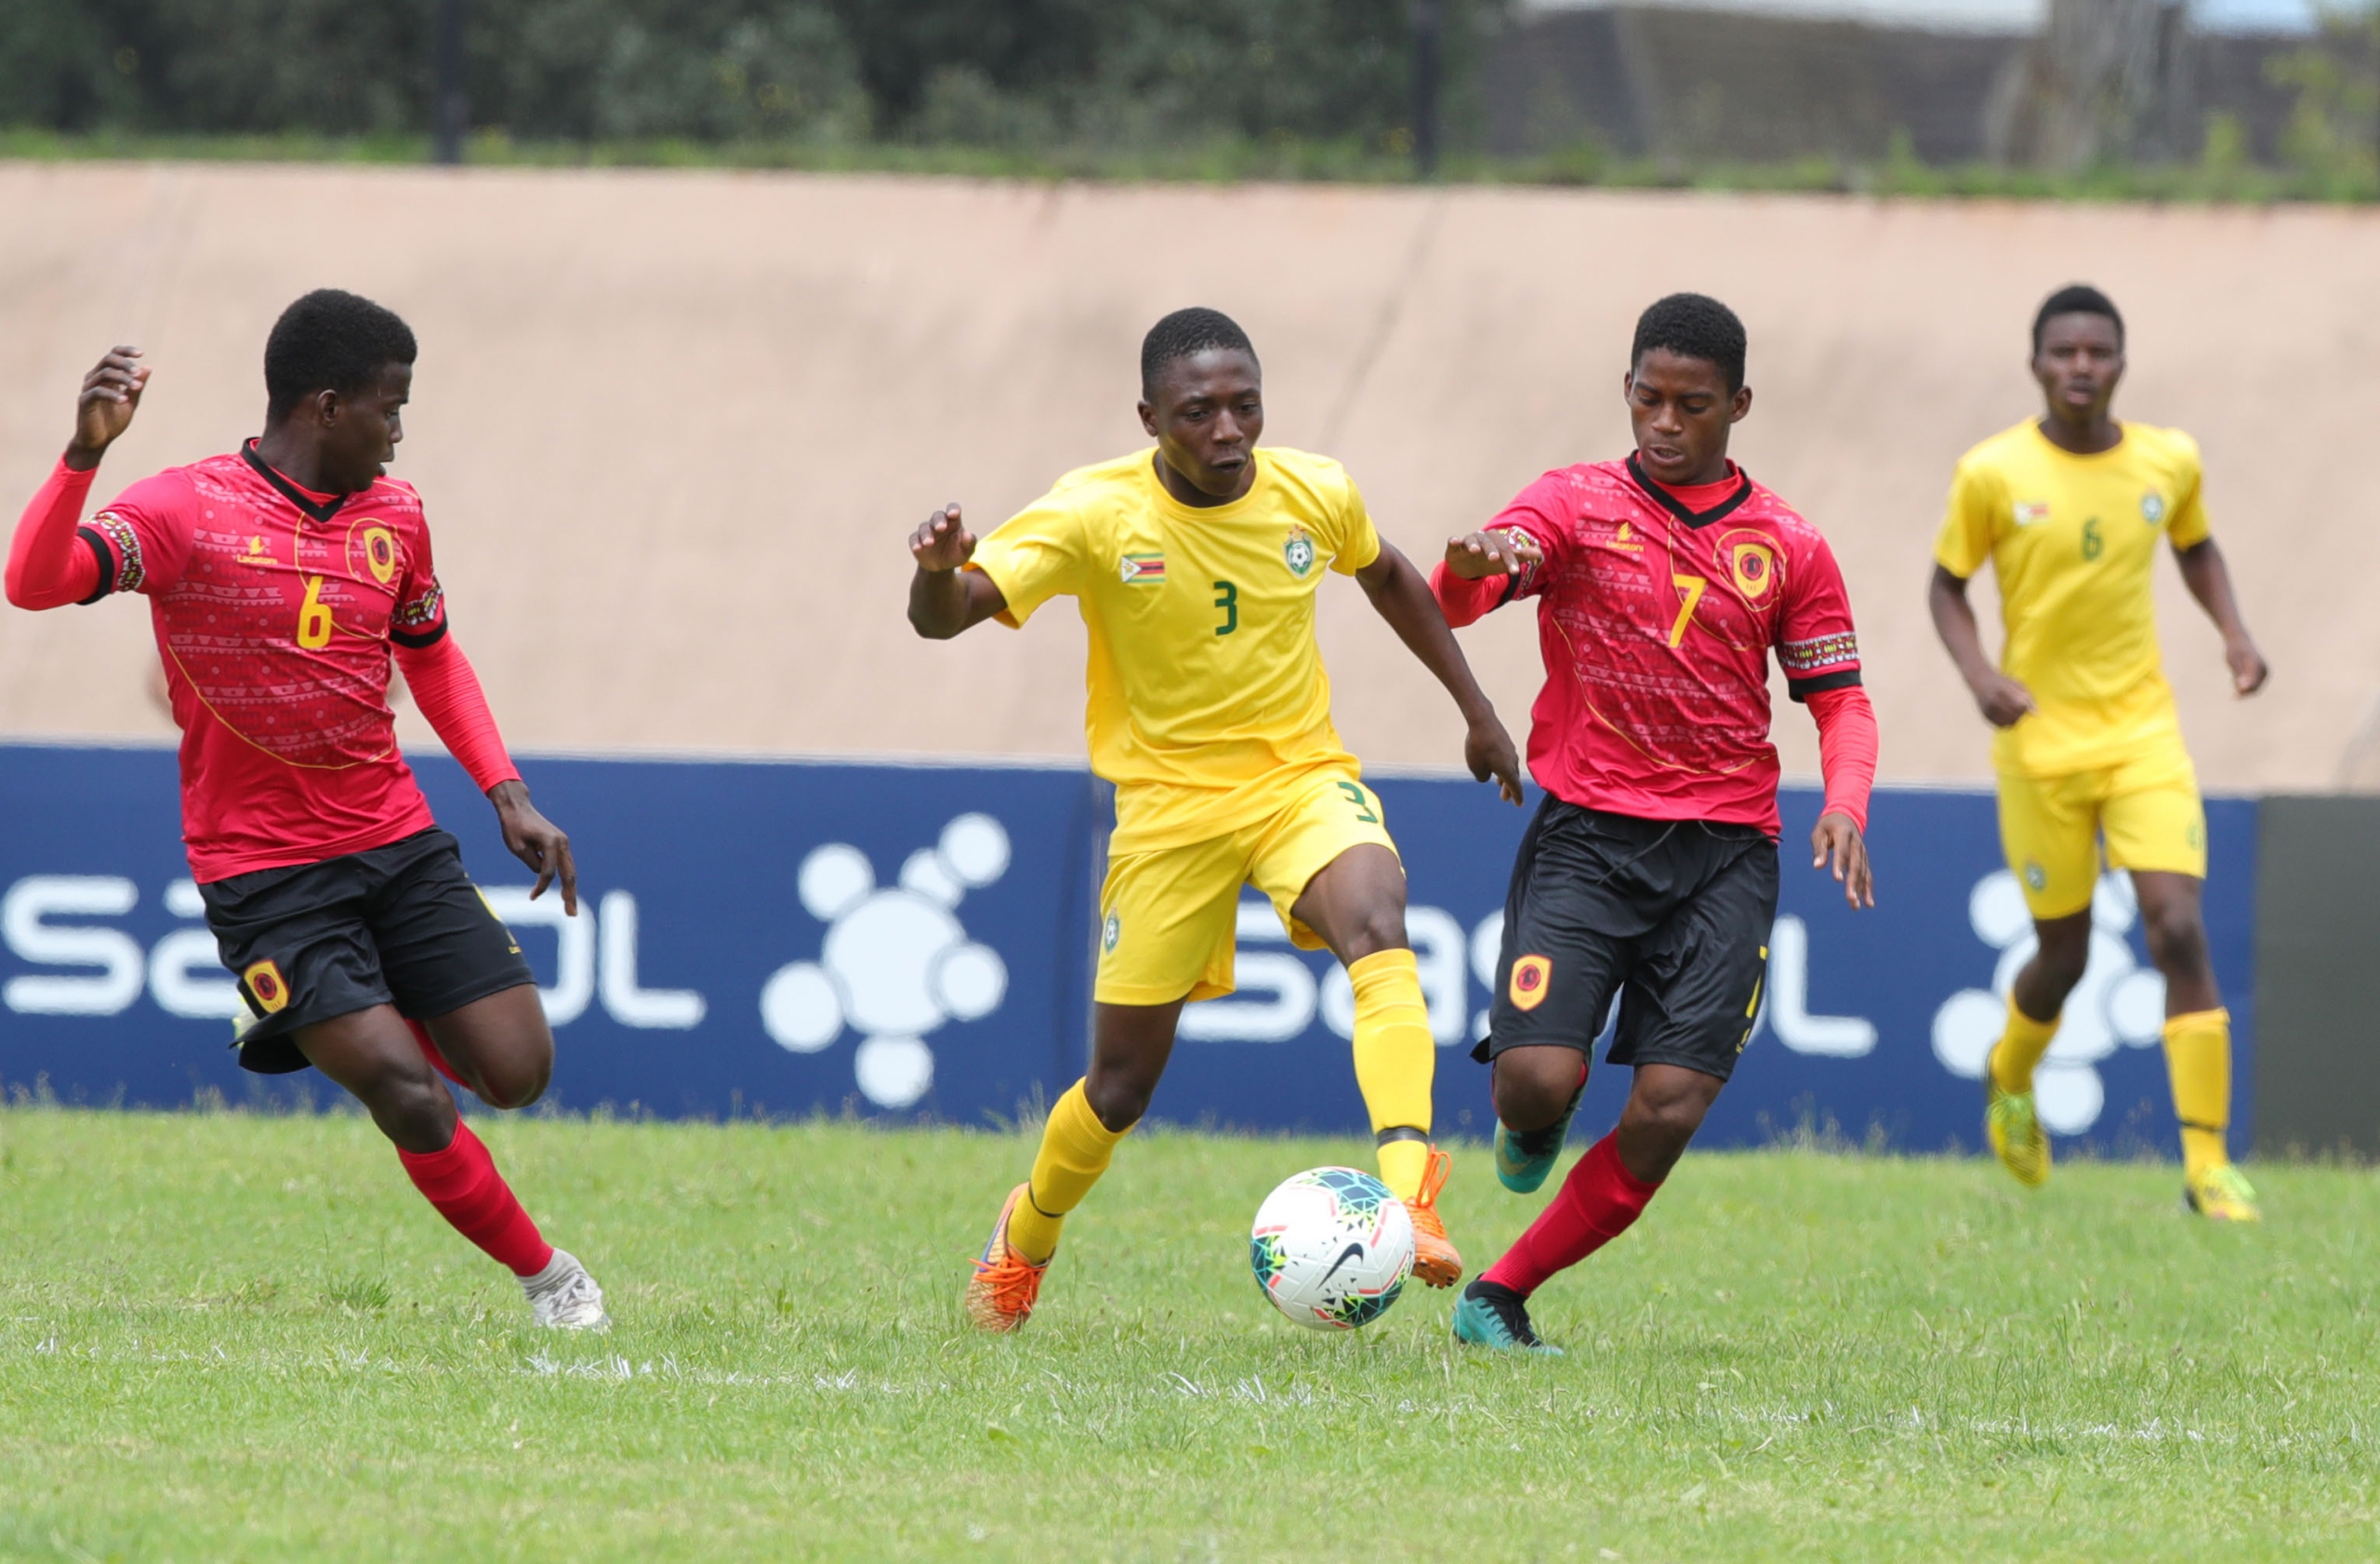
[296, 996, 610, 1327]
[2132, 870, 2254, 1218]
[1293, 844, 1461, 1286]
[969, 1000, 1182, 1332]
[419, 984, 555, 1111]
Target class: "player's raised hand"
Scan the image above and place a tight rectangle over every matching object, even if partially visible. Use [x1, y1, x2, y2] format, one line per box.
[1465, 709, 1527, 805]
[911, 504, 976, 573]
[1811, 812, 1874, 909]
[1443, 527, 1541, 581]
[489, 779, 578, 916]
[67, 347, 150, 470]
[2226, 634, 2268, 697]
[1969, 669, 2036, 729]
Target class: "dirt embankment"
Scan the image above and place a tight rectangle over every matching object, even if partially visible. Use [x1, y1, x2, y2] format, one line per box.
[2, 164, 2371, 789]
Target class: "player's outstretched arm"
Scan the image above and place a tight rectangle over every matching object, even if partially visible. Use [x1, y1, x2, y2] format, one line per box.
[1431, 528, 1541, 630]
[1355, 542, 1525, 804]
[2174, 538, 2268, 696]
[906, 504, 1010, 640]
[7, 347, 149, 612]
[1926, 564, 2034, 728]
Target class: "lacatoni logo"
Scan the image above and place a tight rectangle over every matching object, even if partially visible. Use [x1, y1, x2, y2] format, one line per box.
[1929, 869, 2165, 1134]
[760, 814, 1012, 1110]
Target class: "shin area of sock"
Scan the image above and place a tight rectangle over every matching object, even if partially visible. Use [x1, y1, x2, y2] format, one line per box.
[395, 1120, 554, 1277]
[1990, 997, 2060, 1093]
[1479, 1133, 1659, 1297]
[1349, 948, 1435, 1147]
[1010, 1080, 1129, 1263]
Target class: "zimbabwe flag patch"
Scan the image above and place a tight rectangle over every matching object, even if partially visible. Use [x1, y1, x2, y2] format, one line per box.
[1119, 554, 1167, 584]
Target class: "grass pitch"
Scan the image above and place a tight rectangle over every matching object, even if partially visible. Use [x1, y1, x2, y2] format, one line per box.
[1, 1109, 2374, 1562]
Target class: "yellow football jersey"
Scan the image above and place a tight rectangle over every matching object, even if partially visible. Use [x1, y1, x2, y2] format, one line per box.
[970, 446, 1382, 854]
[1935, 420, 2213, 776]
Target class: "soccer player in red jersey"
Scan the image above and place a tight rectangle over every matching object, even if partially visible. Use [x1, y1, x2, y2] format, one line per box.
[1430, 294, 1880, 1353]
[6, 290, 610, 1329]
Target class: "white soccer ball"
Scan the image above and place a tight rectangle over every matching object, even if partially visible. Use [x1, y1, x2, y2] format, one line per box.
[1249, 1166, 1415, 1332]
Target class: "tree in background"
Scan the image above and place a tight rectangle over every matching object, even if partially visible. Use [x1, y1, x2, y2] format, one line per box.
[0, 0, 1495, 159]
[1986, 0, 2198, 168]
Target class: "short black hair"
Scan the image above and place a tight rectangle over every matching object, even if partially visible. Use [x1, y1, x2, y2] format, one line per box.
[1631, 293, 1747, 392]
[2031, 284, 2123, 353]
[264, 288, 416, 420]
[1141, 307, 1256, 400]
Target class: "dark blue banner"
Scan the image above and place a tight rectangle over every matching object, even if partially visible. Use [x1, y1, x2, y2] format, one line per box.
[0, 744, 2254, 1157]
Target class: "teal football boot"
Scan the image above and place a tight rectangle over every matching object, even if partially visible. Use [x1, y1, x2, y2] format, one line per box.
[1451, 1279, 1563, 1356]
[1492, 1086, 1582, 1194]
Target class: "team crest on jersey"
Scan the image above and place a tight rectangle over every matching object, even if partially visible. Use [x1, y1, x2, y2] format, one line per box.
[1119, 553, 1167, 584]
[1283, 526, 1316, 578]
[2141, 492, 2166, 524]
[1728, 540, 1776, 602]
[244, 959, 291, 1014]
[1509, 954, 1553, 1011]
[2013, 501, 2051, 528]
[359, 524, 399, 586]
[1102, 912, 1122, 952]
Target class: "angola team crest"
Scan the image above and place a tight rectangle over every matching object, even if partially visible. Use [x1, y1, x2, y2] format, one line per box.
[1283, 526, 1316, 578]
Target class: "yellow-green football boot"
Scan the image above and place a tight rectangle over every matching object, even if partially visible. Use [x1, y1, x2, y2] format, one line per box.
[2185, 1162, 2261, 1222]
[1984, 1046, 2050, 1188]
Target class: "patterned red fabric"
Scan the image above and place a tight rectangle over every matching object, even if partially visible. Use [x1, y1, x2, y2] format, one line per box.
[1435, 457, 1866, 836]
[76, 443, 464, 881]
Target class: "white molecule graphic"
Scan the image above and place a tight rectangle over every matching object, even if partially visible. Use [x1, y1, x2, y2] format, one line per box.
[759, 814, 1012, 1110]
[1930, 869, 2167, 1135]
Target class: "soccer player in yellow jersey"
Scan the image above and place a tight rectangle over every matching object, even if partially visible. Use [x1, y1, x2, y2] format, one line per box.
[1930, 285, 2268, 1220]
[908, 307, 1526, 1331]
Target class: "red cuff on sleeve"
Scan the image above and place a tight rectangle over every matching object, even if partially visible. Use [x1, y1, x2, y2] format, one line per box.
[393, 634, 521, 794]
[1807, 684, 1877, 833]
[7, 460, 102, 610]
[1429, 561, 1512, 629]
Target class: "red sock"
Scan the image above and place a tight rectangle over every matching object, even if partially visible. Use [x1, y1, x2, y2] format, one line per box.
[1481, 1132, 1661, 1298]
[405, 1018, 469, 1089]
[396, 1121, 555, 1278]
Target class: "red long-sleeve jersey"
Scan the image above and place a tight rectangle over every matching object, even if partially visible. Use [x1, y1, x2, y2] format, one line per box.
[1435, 456, 1875, 834]
[7, 446, 520, 881]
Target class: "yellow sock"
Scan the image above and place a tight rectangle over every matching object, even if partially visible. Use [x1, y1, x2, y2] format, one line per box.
[2162, 1007, 2231, 1179]
[1006, 1080, 1128, 1264]
[1989, 996, 2060, 1094]
[1349, 948, 1435, 1201]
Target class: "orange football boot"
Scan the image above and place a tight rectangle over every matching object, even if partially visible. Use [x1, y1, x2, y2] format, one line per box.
[1404, 1146, 1464, 1289]
[964, 1183, 1051, 1332]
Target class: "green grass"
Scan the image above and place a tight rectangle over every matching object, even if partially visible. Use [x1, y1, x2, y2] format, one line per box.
[5, 127, 2375, 205]
[1, 1108, 2375, 1561]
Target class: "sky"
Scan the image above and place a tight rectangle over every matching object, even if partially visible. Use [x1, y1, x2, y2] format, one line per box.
[1522, 0, 2328, 35]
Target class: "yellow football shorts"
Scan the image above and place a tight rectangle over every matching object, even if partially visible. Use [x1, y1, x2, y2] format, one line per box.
[1996, 741, 2207, 920]
[1095, 772, 1399, 1006]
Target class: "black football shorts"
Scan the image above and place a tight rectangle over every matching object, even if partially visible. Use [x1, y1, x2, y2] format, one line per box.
[1475, 798, 1778, 1083]
[199, 827, 536, 1076]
